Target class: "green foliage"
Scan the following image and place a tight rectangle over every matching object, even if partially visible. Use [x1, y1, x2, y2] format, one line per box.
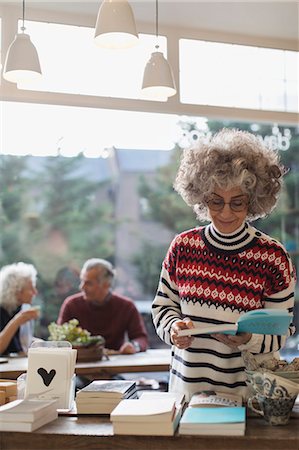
[48, 318, 104, 345]
[132, 242, 168, 295]
[0, 153, 115, 338]
[138, 146, 198, 234]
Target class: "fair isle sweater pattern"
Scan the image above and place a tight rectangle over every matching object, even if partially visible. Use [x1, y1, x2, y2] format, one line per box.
[152, 222, 296, 400]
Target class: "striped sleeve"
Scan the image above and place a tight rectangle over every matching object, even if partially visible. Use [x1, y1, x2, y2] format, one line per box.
[239, 252, 296, 354]
[152, 237, 182, 345]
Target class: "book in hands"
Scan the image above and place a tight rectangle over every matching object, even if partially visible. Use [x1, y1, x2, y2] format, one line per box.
[179, 406, 246, 436]
[189, 391, 242, 408]
[177, 309, 292, 337]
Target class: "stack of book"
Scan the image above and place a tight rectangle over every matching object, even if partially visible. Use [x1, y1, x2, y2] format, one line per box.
[179, 390, 245, 436]
[76, 380, 137, 414]
[0, 398, 58, 432]
[111, 391, 185, 436]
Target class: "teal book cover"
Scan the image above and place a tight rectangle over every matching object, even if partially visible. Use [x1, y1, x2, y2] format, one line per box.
[180, 407, 246, 424]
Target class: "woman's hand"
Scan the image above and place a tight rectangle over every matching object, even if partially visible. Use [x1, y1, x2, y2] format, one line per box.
[213, 332, 252, 349]
[14, 308, 40, 326]
[171, 318, 195, 350]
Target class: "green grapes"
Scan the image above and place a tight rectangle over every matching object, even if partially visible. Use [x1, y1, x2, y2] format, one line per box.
[48, 319, 104, 346]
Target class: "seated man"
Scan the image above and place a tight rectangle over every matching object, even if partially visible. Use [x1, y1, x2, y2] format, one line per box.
[57, 258, 148, 354]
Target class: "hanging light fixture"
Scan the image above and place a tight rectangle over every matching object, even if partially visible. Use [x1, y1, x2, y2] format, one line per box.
[94, 0, 139, 49]
[3, 0, 42, 83]
[141, 0, 176, 100]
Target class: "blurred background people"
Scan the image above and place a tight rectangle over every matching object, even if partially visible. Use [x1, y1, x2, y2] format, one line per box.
[57, 258, 148, 354]
[0, 262, 39, 355]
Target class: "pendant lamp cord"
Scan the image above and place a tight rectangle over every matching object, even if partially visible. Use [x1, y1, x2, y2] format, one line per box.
[21, 0, 26, 32]
[155, 0, 159, 50]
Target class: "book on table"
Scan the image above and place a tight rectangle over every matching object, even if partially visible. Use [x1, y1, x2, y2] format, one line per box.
[76, 380, 136, 398]
[76, 379, 137, 414]
[0, 398, 58, 432]
[139, 390, 186, 409]
[189, 390, 242, 408]
[112, 406, 182, 436]
[179, 406, 246, 436]
[111, 394, 182, 436]
[177, 309, 292, 337]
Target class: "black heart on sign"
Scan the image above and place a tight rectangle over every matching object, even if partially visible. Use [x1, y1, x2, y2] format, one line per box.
[37, 367, 56, 386]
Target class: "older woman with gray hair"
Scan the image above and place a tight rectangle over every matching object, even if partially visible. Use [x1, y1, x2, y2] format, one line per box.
[0, 262, 39, 355]
[152, 128, 296, 400]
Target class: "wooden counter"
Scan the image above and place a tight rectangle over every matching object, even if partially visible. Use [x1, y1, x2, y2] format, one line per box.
[0, 349, 171, 379]
[0, 414, 298, 450]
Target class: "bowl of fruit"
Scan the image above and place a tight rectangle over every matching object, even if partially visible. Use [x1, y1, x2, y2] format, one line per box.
[48, 319, 105, 362]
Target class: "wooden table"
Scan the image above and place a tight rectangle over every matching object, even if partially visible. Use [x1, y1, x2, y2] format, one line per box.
[0, 349, 171, 379]
[0, 414, 298, 450]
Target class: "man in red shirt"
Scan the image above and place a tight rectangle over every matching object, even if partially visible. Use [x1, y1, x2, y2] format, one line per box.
[57, 258, 148, 354]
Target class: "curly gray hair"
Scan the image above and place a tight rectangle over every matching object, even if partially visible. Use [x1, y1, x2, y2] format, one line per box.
[174, 128, 285, 221]
[0, 262, 37, 314]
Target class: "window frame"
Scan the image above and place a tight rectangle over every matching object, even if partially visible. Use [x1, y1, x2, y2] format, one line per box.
[0, 4, 298, 126]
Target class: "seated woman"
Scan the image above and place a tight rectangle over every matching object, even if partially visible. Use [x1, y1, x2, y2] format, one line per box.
[0, 262, 40, 355]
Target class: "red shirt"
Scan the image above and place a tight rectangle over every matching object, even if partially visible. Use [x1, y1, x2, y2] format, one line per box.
[57, 292, 148, 351]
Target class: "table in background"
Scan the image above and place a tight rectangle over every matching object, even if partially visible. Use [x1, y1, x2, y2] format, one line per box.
[0, 349, 171, 379]
[0, 415, 298, 450]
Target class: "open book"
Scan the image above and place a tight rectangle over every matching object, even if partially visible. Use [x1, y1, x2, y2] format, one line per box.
[177, 309, 292, 337]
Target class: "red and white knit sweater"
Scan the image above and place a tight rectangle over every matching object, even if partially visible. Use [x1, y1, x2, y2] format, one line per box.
[152, 222, 296, 400]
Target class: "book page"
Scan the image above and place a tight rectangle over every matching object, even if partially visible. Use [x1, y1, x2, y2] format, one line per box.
[177, 323, 238, 337]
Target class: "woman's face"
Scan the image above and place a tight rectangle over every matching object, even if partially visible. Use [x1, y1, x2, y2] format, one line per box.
[18, 279, 37, 305]
[207, 186, 248, 234]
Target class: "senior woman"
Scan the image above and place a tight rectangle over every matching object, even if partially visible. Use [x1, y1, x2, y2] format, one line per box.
[152, 128, 296, 400]
[0, 262, 39, 355]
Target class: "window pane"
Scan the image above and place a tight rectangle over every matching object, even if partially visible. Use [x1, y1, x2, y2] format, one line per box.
[17, 20, 167, 100]
[0, 102, 180, 156]
[180, 39, 298, 113]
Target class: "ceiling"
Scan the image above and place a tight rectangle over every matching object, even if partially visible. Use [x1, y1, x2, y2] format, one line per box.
[3, 1, 299, 42]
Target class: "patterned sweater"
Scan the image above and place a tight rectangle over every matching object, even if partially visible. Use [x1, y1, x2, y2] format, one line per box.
[152, 222, 296, 400]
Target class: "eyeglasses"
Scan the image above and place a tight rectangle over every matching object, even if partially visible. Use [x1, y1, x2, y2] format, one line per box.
[206, 196, 249, 212]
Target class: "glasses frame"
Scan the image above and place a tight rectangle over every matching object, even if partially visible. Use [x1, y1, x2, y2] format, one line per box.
[205, 195, 249, 212]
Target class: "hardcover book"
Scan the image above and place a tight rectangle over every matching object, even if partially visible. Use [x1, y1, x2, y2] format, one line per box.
[179, 406, 246, 436]
[177, 309, 292, 337]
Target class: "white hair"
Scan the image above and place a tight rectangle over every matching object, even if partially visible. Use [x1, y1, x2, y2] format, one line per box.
[81, 258, 115, 285]
[0, 262, 37, 314]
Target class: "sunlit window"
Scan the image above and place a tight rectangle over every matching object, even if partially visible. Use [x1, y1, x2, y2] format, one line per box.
[180, 39, 298, 113]
[0, 101, 180, 156]
[17, 20, 167, 100]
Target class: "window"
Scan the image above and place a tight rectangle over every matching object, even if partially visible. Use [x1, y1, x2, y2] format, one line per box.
[180, 39, 298, 113]
[17, 20, 167, 101]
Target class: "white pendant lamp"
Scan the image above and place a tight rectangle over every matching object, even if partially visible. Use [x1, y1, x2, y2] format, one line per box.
[141, 0, 176, 100]
[3, 0, 42, 83]
[94, 0, 139, 49]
